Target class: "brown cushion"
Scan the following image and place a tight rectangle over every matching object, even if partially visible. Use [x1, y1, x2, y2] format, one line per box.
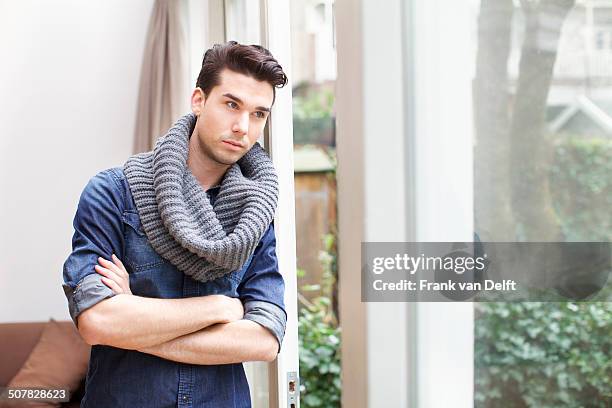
[0, 319, 90, 408]
[0, 322, 46, 386]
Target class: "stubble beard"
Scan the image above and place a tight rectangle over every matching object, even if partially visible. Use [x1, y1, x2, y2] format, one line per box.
[199, 137, 242, 167]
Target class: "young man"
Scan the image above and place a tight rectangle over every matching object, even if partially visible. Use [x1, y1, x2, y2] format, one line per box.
[62, 41, 288, 407]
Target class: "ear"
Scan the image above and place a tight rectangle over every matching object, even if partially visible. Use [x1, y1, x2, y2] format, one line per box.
[191, 88, 206, 116]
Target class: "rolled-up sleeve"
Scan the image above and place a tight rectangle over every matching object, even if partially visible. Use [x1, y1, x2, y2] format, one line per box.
[62, 169, 125, 325]
[237, 223, 287, 353]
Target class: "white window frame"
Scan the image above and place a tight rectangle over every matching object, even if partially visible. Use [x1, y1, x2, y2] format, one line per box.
[259, 1, 301, 407]
[336, 0, 474, 406]
[411, 0, 474, 405]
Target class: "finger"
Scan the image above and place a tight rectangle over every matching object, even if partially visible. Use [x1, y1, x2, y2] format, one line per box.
[111, 254, 128, 276]
[95, 264, 121, 280]
[100, 276, 123, 294]
[98, 257, 122, 276]
[95, 265, 124, 290]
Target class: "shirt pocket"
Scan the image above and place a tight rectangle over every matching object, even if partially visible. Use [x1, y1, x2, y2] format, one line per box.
[121, 211, 166, 272]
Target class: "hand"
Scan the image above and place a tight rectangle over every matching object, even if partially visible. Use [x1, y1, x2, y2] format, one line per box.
[95, 254, 132, 295]
[221, 296, 244, 323]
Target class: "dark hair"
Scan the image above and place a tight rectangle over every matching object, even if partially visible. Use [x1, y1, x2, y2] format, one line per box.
[196, 41, 288, 104]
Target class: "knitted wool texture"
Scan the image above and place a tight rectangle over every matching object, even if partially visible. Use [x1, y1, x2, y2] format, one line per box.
[123, 112, 278, 282]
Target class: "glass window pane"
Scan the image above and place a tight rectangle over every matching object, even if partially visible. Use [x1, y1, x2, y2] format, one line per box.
[224, 0, 261, 44]
[290, 0, 341, 406]
[473, 0, 611, 406]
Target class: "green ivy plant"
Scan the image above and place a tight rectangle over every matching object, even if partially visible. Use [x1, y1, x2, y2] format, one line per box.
[475, 301, 612, 407]
[550, 136, 611, 241]
[298, 233, 341, 407]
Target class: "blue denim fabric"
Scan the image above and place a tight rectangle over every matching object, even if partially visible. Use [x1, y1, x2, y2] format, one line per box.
[62, 168, 286, 408]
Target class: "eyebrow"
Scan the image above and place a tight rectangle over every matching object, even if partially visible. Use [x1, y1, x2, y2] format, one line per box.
[222, 93, 271, 112]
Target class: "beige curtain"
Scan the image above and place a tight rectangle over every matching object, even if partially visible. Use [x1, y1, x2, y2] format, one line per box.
[133, 0, 189, 153]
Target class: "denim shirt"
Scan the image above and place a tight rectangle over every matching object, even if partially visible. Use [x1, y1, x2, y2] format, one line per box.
[62, 168, 286, 408]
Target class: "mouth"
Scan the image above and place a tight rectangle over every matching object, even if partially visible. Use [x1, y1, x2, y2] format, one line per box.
[222, 140, 244, 150]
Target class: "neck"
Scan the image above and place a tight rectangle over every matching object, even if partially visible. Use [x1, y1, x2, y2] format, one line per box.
[187, 132, 229, 191]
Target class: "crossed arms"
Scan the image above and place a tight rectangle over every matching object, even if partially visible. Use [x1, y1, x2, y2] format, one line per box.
[64, 170, 285, 366]
[77, 255, 279, 364]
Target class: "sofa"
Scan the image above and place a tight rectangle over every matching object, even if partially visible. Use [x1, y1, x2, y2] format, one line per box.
[0, 321, 88, 408]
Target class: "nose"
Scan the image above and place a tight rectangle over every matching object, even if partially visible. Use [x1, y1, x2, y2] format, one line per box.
[232, 112, 249, 136]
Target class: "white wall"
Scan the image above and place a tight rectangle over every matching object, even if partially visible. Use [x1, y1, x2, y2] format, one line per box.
[0, 0, 155, 322]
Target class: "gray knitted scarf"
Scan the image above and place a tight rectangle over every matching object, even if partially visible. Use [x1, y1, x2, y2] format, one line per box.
[123, 112, 278, 282]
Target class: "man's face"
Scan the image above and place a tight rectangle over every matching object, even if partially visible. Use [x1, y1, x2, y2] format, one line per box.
[191, 68, 274, 166]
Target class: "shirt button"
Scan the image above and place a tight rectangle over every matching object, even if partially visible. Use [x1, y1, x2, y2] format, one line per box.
[182, 395, 188, 401]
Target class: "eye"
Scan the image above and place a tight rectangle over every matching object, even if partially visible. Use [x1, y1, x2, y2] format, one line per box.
[254, 111, 266, 119]
[226, 101, 238, 109]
